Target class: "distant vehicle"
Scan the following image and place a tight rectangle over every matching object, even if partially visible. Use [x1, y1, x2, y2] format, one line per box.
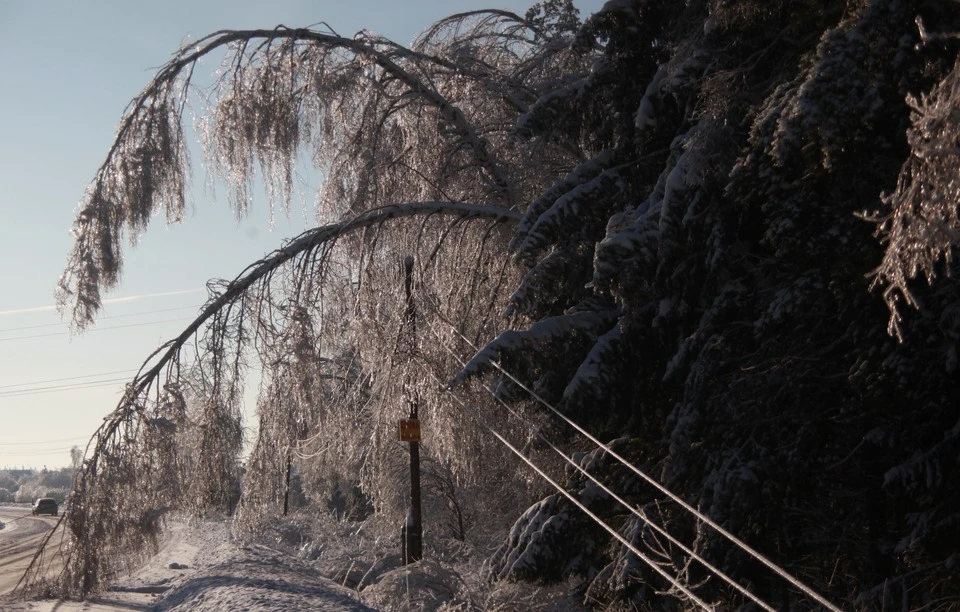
[32, 498, 58, 516]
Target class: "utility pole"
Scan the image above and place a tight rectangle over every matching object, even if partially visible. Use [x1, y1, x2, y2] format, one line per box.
[399, 255, 423, 564]
[283, 454, 292, 516]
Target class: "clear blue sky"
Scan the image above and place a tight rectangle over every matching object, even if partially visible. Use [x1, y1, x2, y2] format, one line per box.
[0, 0, 602, 470]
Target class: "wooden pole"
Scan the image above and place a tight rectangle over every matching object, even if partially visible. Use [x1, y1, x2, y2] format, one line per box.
[402, 255, 423, 563]
[283, 454, 292, 516]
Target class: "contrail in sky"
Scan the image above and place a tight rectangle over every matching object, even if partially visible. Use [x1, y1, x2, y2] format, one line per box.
[0, 289, 205, 317]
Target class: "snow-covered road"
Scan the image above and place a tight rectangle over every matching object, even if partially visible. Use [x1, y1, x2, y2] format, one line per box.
[1, 516, 375, 611]
[0, 504, 63, 598]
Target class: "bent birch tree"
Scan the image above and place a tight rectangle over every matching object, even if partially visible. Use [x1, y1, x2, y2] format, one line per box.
[29, 6, 586, 598]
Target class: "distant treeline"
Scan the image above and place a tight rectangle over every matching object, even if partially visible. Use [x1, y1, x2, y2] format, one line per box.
[0, 467, 74, 504]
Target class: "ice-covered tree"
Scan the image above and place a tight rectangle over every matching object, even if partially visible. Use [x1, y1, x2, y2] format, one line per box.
[27, 4, 588, 600]
[23, 0, 960, 608]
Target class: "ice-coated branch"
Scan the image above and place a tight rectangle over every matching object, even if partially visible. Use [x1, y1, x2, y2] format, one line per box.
[23, 200, 520, 598]
[871, 57, 960, 339]
[136, 201, 519, 393]
[57, 25, 522, 331]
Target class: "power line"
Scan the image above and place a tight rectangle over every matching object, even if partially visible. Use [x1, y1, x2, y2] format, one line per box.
[425, 321, 775, 611]
[0, 445, 84, 456]
[0, 369, 139, 391]
[427, 323, 774, 608]
[437, 319, 843, 612]
[0, 378, 131, 399]
[0, 378, 130, 398]
[0, 317, 193, 342]
[0, 305, 201, 334]
[0, 435, 90, 446]
[425, 368, 715, 610]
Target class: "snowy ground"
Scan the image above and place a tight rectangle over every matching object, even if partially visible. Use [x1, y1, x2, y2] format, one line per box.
[1, 518, 371, 611]
[0, 512, 584, 611]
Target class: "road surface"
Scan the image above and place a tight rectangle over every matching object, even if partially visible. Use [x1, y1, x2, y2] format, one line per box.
[0, 504, 65, 597]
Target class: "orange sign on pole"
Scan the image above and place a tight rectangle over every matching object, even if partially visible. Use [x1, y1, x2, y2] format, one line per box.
[398, 418, 421, 442]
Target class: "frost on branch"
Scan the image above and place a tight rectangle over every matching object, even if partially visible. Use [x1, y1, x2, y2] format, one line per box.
[32, 201, 526, 599]
[490, 438, 650, 589]
[487, 494, 583, 582]
[205, 38, 309, 218]
[561, 321, 624, 407]
[38, 0, 960, 607]
[873, 58, 960, 339]
[42, 13, 597, 597]
[516, 165, 625, 260]
[57, 17, 573, 332]
[57, 79, 188, 329]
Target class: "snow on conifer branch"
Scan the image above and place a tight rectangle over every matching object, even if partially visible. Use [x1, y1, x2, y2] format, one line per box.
[510, 150, 616, 255]
[451, 308, 618, 387]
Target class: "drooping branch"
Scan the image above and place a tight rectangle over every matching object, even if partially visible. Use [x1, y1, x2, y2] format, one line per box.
[82, 202, 520, 489]
[25, 201, 520, 598]
[133, 201, 519, 394]
[57, 24, 536, 331]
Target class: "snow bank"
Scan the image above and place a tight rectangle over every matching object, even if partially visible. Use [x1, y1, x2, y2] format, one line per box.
[359, 560, 458, 611]
[4, 513, 590, 610]
[157, 540, 371, 611]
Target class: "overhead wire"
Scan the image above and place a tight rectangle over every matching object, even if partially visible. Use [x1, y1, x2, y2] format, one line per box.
[0, 369, 139, 391]
[423, 367, 716, 611]
[0, 317, 194, 342]
[0, 305, 201, 334]
[425, 320, 775, 611]
[0, 435, 90, 446]
[436, 319, 843, 612]
[0, 377, 131, 399]
[0, 445, 85, 457]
